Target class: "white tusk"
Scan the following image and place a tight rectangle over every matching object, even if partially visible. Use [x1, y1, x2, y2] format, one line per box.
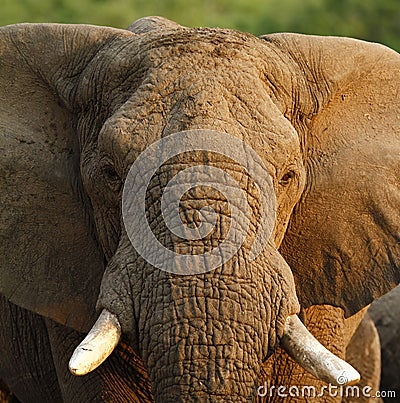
[69, 309, 121, 376]
[281, 315, 360, 386]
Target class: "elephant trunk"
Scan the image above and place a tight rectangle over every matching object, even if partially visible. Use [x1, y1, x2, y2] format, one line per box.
[137, 268, 272, 401]
[146, 338, 258, 401]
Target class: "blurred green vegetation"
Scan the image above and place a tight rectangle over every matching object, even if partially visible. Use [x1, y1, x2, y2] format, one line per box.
[1, 0, 399, 51]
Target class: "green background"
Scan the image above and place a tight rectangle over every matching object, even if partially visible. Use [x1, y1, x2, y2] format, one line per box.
[1, 0, 399, 51]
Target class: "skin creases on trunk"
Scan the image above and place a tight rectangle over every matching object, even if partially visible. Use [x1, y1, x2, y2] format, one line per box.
[136, 248, 299, 402]
[141, 274, 260, 401]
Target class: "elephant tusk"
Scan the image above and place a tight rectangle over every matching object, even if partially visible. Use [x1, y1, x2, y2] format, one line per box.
[281, 315, 360, 386]
[69, 309, 121, 376]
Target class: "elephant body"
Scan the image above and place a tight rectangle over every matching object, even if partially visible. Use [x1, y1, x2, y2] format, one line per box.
[1, 16, 399, 402]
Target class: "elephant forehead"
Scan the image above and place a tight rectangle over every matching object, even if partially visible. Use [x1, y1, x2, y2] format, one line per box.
[78, 28, 262, 96]
[80, 26, 288, 116]
[98, 66, 299, 174]
[91, 28, 301, 169]
[100, 98, 299, 180]
[108, 26, 268, 76]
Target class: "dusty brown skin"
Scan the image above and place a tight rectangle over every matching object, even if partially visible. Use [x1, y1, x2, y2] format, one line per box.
[0, 16, 399, 402]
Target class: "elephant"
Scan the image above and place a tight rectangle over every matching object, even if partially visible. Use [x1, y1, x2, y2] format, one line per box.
[369, 285, 400, 398]
[1, 15, 399, 402]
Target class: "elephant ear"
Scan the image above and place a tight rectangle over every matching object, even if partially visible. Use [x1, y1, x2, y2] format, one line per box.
[0, 23, 132, 332]
[261, 33, 400, 317]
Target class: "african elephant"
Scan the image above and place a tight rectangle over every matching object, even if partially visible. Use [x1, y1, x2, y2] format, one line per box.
[369, 285, 400, 399]
[1, 16, 399, 402]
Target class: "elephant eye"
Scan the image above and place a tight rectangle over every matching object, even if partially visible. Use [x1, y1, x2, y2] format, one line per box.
[279, 171, 295, 186]
[102, 164, 120, 182]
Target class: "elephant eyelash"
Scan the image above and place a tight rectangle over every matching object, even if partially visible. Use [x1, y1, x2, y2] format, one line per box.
[279, 171, 295, 186]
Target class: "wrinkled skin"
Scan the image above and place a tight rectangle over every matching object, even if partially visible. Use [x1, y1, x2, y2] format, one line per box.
[369, 285, 400, 398]
[0, 16, 399, 402]
[345, 312, 382, 403]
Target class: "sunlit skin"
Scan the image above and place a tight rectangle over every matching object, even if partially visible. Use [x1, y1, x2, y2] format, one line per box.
[1, 16, 399, 402]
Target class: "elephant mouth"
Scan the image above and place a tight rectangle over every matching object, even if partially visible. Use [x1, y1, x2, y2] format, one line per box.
[69, 309, 360, 386]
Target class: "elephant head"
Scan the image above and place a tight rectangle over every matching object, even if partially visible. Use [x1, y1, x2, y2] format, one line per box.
[1, 17, 399, 401]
